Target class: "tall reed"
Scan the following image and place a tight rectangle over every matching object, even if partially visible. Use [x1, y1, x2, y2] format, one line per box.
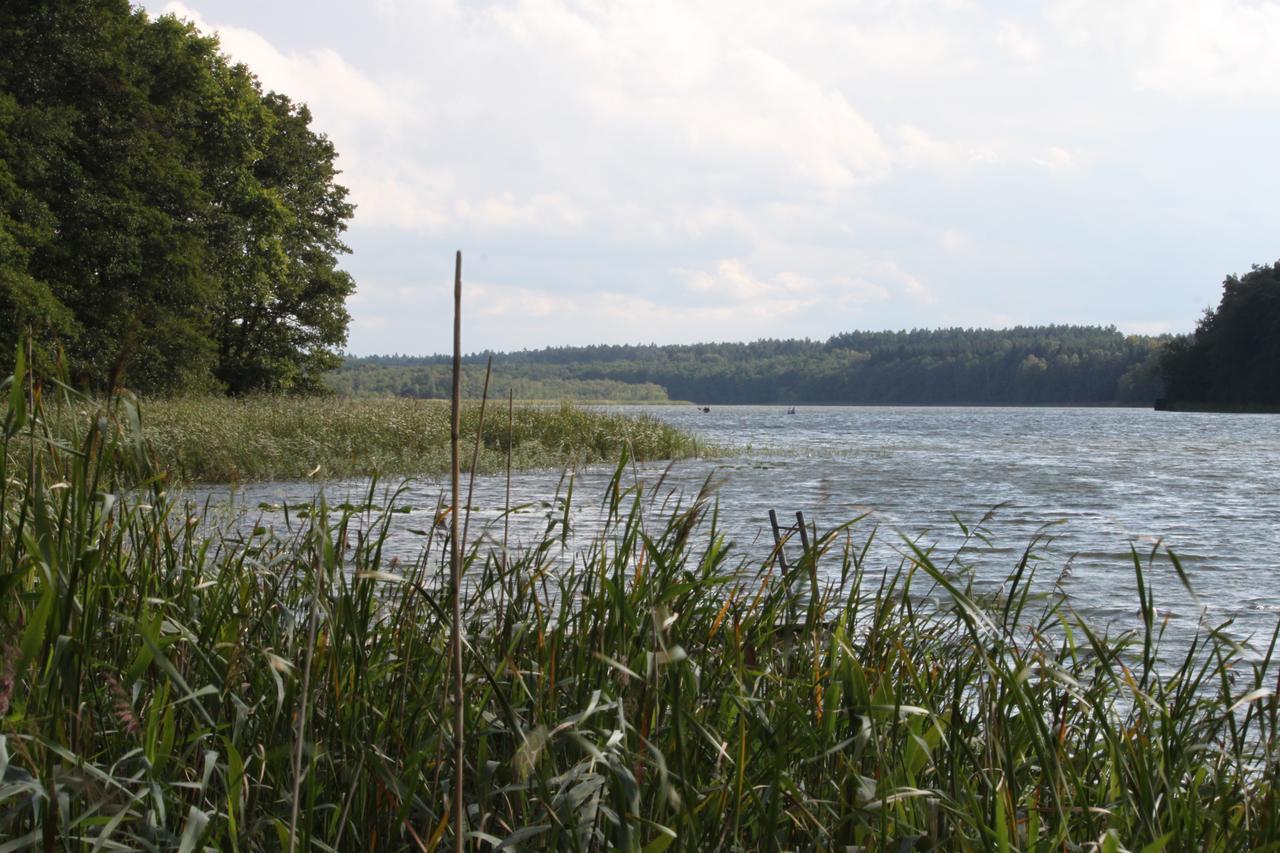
[39, 395, 705, 483]
[2, 370, 1277, 850]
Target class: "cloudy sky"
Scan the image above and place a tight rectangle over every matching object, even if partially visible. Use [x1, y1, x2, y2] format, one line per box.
[142, 0, 1280, 355]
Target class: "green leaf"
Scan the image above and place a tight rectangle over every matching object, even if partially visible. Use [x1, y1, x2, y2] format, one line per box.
[641, 827, 678, 853]
[492, 824, 551, 849]
[1140, 832, 1175, 853]
[178, 806, 210, 853]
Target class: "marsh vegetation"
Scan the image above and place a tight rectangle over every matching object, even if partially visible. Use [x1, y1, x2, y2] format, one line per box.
[2, 375, 1278, 850]
[36, 394, 703, 483]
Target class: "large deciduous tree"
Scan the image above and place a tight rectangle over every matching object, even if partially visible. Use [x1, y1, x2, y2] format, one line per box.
[0, 0, 354, 395]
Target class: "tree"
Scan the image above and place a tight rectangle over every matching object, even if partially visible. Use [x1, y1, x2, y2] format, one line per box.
[1160, 262, 1280, 408]
[0, 0, 354, 394]
[211, 94, 354, 395]
[0, 91, 77, 369]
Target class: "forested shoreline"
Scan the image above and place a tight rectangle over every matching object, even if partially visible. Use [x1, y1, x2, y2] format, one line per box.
[1158, 262, 1280, 411]
[335, 325, 1168, 405]
[0, 2, 354, 396]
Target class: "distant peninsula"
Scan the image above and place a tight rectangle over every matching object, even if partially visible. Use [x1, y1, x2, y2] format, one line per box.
[1157, 261, 1280, 413]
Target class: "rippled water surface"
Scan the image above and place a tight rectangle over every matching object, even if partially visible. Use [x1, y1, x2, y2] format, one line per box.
[199, 406, 1280, 651]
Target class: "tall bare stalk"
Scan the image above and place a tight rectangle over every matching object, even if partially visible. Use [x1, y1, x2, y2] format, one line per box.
[449, 250, 465, 852]
[504, 389, 513, 556]
[461, 356, 493, 554]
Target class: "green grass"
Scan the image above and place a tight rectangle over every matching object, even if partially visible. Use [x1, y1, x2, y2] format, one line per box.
[2, 375, 1279, 850]
[41, 394, 706, 483]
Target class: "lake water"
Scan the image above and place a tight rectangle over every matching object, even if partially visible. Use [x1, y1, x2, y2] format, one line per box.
[202, 405, 1280, 655]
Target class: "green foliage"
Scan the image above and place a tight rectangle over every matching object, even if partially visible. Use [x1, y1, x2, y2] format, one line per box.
[1160, 261, 1280, 409]
[2, 372, 1278, 849]
[39, 395, 704, 482]
[0, 1, 353, 396]
[345, 325, 1169, 405]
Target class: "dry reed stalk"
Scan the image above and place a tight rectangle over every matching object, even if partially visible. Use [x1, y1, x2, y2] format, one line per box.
[449, 250, 465, 853]
[504, 388, 513, 555]
[461, 355, 492, 554]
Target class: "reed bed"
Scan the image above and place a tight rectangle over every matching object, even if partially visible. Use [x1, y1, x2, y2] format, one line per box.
[2, 378, 1279, 850]
[40, 394, 704, 483]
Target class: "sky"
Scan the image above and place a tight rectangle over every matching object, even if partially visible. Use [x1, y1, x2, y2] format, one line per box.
[141, 0, 1280, 355]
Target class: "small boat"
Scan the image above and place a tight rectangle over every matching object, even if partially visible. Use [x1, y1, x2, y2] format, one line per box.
[786, 407, 796, 415]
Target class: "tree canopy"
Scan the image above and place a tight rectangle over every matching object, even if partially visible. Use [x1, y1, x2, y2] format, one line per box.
[1160, 262, 1280, 409]
[0, 0, 354, 395]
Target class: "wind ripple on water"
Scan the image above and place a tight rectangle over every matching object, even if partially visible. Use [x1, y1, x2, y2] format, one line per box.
[195, 404, 1280, 656]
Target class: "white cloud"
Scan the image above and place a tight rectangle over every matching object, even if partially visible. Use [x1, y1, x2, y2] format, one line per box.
[995, 20, 1041, 62]
[683, 260, 818, 305]
[894, 124, 1001, 170]
[683, 256, 923, 315]
[470, 283, 559, 319]
[492, 0, 894, 192]
[160, 3, 407, 130]
[163, 0, 900, 242]
[155, 0, 1046, 251]
[941, 229, 970, 252]
[1033, 145, 1077, 172]
[835, 277, 893, 305]
[900, 274, 937, 306]
[431, 254, 928, 349]
[1048, 0, 1280, 98]
[841, 258, 936, 307]
[457, 283, 800, 343]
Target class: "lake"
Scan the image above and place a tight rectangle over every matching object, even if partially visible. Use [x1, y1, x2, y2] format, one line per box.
[202, 405, 1280, 655]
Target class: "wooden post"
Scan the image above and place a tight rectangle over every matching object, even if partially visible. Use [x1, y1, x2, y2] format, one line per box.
[450, 251, 465, 852]
[768, 509, 789, 572]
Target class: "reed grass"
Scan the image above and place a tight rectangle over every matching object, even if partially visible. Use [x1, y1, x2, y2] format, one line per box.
[39, 394, 704, 483]
[2, 374, 1279, 850]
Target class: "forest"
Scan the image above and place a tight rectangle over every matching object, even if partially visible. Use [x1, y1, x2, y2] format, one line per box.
[1158, 261, 1280, 410]
[336, 325, 1168, 405]
[0, 1, 354, 395]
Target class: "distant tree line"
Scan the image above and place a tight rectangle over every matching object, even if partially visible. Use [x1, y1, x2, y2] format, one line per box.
[1159, 262, 1280, 410]
[341, 325, 1168, 405]
[0, 1, 354, 395]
